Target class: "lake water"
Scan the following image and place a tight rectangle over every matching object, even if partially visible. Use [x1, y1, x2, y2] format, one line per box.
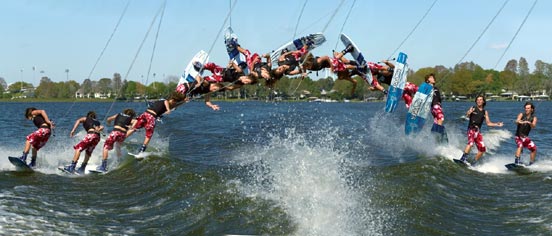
[1, 100, 551, 235]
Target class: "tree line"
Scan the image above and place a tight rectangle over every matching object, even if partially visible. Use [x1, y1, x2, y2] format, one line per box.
[1, 57, 551, 101]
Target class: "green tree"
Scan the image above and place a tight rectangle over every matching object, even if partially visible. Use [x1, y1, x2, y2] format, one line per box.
[518, 57, 529, 78]
[8, 81, 33, 94]
[0, 77, 6, 92]
[112, 73, 123, 97]
[124, 80, 146, 98]
[499, 70, 516, 92]
[81, 79, 93, 95]
[97, 78, 112, 96]
[66, 80, 80, 98]
[504, 59, 518, 73]
[35, 77, 55, 98]
[146, 82, 168, 99]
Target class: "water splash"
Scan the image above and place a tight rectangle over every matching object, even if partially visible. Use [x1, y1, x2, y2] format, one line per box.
[233, 125, 388, 235]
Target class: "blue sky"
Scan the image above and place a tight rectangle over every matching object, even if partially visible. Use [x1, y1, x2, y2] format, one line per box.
[1, 0, 550, 86]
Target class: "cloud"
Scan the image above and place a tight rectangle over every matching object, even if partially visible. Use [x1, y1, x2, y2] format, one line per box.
[490, 43, 508, 50]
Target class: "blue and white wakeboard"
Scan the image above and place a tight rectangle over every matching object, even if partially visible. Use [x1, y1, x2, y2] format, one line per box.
[405, 82, 433, 135]
[224, 27, 248, 74]
[385, 52, 408, 113]
[270, 33, 326, 65]
[340, 33, 372, 85]
[178, 50, 209, 87]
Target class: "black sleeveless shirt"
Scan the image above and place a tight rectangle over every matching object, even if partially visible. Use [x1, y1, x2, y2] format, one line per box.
[432, 86, 442, 106]
[149, 100, 168, 118]
[223, 68, 243, 83]
[515, 114, 534, 137]
[32, 115, 50, 129]
[83, 116, 100, 133]
[377, 68, 394, 85]
[114, 113, 133, 132]
[468, 107, 485, 130]
[309, 56, 331, 71]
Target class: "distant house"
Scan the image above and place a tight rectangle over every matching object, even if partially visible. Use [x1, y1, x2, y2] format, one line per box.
[94, 92, 111, 99]
[500, 91, 515, 99]
[75, 89, 93, 98]
[75, 89, 85, 98]
[75, 90, 110, 99]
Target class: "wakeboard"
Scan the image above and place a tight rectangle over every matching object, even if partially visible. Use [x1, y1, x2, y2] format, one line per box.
[340, 33, 372, 85]
[453, 158, 471, 167]
[224, 26, 248, 74]
[405, 82, 433, 135]
[270, 33, 326, 65]
[505, 163, 532, 174]
[385, 52, 408, 113]
[179, 50, 209, 87]
[58, 166, 79, 175]
[128, 152, 149, 160]
[8, 156, 34, 172]
[88, 169, 108, 174]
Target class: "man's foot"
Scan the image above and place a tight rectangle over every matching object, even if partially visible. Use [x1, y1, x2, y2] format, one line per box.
[29, 158, 37, 168]
[19, 152, 28, 162]
[76, 164, 87, 174]
[64, 161, 76, 173]
[138, 144, 147, 153]
[459, 153, 468, 162]
[225, 37, 237, 47]
[304, 36, 314, 47]
[514, 157, 521, 165]
[96, 160, 108, 172]
[342, 44, 354, 54]
[238, 61, 247, 70]
[193, 61, 203, 71]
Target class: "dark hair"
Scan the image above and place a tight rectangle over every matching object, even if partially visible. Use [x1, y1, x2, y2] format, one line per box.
[86, 111, 97, 119]
[524, 101, 535, 115]
[271, 68, 284, 80]
[424, 73, 435, 83]
[301, 54, 314, 69]
[25, 107, 36, 119]
[475, 95, 486, 108]
[169, 91, 186, 103]
[123, 108, 136, 118]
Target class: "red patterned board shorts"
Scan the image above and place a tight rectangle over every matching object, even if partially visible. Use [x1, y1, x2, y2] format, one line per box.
[467, 128, 486, 152]
[292, 47, 308, 60]
[402, 82, 419, 109]
[431, 104, 445, 123]
[103, 130, 127, 151]
[242, 49, 259, 71]
[331, 57, 346, 72]
[74, 133, 101, 155]
[204, 62, 224, 82]
[133, 112, 156, 139]
[26, 127, 51, 150]
[369, 75, 380, 87]
[515, 136, 537, 152]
